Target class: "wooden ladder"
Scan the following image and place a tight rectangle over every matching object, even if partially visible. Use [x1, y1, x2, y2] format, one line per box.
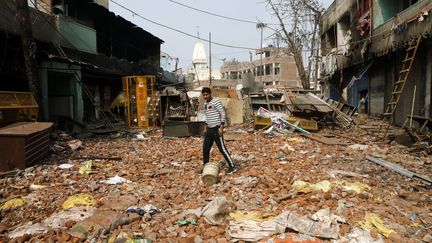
[382, 36, 422, 136]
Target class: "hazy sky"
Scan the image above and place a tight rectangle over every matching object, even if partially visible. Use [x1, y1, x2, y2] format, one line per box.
[110, 0, 333, 70]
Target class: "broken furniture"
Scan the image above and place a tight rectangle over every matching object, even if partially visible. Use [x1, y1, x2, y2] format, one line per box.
[254, 115, 318, 132]
[0, 91, 39, 127]
[402, 115, 432, 132]
[162, 121, 205, 137]
[0, 122, 53, 171]
[314, 94, 356, 128]
[160, 89, 202, 138]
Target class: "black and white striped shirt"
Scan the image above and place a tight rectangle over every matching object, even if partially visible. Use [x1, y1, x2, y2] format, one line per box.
[204, 98, 226, 128]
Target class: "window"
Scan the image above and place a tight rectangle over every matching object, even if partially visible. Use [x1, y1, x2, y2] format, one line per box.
[274, 63, 280, 75]
[265, 51, 271, 58]
[256, 66, 263, 77]
[265, 64, 272, 75]
[230, 72, 239, 79]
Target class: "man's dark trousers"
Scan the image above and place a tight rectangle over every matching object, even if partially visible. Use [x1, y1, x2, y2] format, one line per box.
[203, 126, 235, 168]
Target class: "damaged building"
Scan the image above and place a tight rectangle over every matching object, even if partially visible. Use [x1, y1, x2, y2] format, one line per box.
[321, 0, 432, 126]
[220, 47, 302, 90]
[0, 0, 163, 126]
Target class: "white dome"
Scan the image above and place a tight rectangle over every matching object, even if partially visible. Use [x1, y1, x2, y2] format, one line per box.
[192, 40, 207, 64]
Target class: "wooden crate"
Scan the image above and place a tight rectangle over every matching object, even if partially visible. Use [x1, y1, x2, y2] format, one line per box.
[0, 122, 52, 171]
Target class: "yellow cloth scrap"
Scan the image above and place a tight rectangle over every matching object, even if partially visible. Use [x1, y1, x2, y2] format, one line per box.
[358, 213, 395, 238]
[292, 180, 332, 193]
[292, 180, 370, 194]
[335, 181, 371, 193]
[373, 197, 383, 203]
[0, 198, 25, 210]
[229, 211, 274, 222]
[62, 193, 96, 209]
[79, 160, 93, 175]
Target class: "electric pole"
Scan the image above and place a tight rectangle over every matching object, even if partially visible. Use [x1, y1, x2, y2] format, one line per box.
[257, 22, 266, 87]
[209, 32, 212, 86]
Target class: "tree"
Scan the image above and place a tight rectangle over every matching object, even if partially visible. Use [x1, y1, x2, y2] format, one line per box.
[15, 0, 40, 105]
[266, 0, 323, 90]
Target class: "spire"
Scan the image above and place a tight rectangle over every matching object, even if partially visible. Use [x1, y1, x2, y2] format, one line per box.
[192, 40, 207, 65]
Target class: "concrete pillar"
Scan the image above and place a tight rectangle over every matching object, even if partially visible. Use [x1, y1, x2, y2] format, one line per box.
[426, 45, 432, 118]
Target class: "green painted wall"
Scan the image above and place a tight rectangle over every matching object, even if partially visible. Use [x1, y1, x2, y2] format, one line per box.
[38, 61, 83, 123]
[56, 16, 97, 54]
[373, 0, 402, 28]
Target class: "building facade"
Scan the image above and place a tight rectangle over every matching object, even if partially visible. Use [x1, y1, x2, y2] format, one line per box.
[320, 0, 432, 125]
[0, 0, 163, 124]
[220, 47, 301, 89]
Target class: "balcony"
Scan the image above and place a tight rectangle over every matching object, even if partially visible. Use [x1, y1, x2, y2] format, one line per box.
[371, 1, 432, 55]
[321, 0, 356, 33]
[55, 15, 97, 54]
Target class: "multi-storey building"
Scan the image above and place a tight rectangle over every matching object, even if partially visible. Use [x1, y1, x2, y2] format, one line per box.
[220, 47, 301, 89]
[321, 0, 432, 125]
[0, 0, 163, 123]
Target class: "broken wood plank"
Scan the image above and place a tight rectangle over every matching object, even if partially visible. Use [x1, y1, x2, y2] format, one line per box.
[0, 169, 21, 178]
[327, 169, 369, 178]
[302, 134, 346, 145]
[274, 192, 296, 203]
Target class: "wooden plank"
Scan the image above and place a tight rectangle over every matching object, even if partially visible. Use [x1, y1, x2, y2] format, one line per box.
[302, 134, 346, 145]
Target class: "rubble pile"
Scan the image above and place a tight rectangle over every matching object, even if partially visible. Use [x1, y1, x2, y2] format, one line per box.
[0, 120, 431, 242]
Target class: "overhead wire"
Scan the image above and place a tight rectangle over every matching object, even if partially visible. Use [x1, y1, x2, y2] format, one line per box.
[166, 0, 279, 26]
[110, 0, 256, 51]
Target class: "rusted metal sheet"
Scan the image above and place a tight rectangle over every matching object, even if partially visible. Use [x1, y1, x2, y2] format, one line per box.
[0, 122, 53, 171]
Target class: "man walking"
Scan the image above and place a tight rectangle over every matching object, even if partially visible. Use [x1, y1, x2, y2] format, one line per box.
[202, 87, 237, 174]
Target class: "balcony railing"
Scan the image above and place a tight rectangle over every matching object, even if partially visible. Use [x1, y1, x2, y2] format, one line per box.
[371, 1, 432, 54]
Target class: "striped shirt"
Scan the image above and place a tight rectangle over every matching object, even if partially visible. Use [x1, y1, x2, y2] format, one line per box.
[204, 98, 226, 128]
